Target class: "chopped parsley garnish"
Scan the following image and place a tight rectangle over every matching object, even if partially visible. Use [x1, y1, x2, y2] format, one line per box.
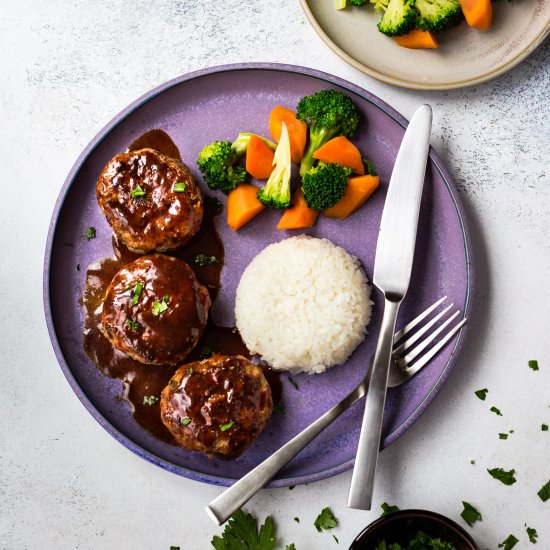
[332, 534, 339, 544]
[293, 517, 299, 523]
[380, 502, 400, 517]
[130, 184, 146, 198]
[211, 510, 277, 550]
[488, 467, 517, 485]
[142, 395, 159, 405]
[313, 507, 337, 532]
[288, 375, 299, 390]
[170, 547, 180, 550]
[85, 226, 96, 240]
[470, 460, 476, 465]
[526, 526, 538, 543]
[537, 480, 550, 501]
[372, 531, 456, 550]
[499, 433, 508, 440]
[460, 501, 481, 526]
[188, 367, 193, 375]
[364, 159, 378, 177]
[126, 318, 141, 331]
[542, 424, 548, 431]
[285, 545, 296, 550]
[152, 295, 170, 316]
[498, 534, 519, 549]
[180, 417, 191, 426]
[131, 282, 143, 305]
[172, 182, 187, 192]
[528, 360, 539, 371]
[490, 406, 503, 416]
[199, 346, 214, 359]
[475, 388, 488, 400]
[220, 422, 234, 432]
[195, 254, 220, 266]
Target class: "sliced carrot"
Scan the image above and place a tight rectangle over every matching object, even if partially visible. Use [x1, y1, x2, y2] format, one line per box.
[312, 136, 365, 175]
[227, 184, 265, 231]
[268, 106, 308, 165]
[394, 29, 439, 49]
[277, 188, 319, 230]
[246, 135, 275, 179]
[323, 175, 380, 219]
[459, 0, 492, 30]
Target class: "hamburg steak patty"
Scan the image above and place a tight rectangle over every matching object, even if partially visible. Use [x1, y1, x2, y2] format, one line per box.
[96, 148, 203, 253]
[160, 355, 273, 458]
[101, 254, 210, 365]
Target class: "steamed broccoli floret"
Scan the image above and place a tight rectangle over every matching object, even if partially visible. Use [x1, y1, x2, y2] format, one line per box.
[377, 0, 417, 36]
[256, 122, 292, 209]
[415, 0, 463, 32]
[197, 140, 246, 194]
[296, 90, 360, 177]
[301, 163, 353, 211]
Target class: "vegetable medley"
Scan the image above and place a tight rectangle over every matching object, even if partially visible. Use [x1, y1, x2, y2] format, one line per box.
[197, 89, 380, 231]
[335, 0, 494, 49]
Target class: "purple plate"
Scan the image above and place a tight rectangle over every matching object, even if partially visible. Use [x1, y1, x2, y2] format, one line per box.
[44, 63, 473, 487]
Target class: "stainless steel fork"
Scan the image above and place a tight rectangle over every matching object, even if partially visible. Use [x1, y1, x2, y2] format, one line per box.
[206, 296, 466, 525]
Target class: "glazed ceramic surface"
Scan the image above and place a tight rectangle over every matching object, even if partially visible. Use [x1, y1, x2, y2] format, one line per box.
[44, 63, 472, 487]
[300, 0, 550, 90]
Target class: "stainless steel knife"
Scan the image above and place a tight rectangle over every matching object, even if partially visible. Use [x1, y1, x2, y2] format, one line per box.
[347, 104, 433, 510]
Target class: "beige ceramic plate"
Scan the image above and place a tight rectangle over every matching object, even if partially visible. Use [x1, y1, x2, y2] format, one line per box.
[300, 0, 549, 90]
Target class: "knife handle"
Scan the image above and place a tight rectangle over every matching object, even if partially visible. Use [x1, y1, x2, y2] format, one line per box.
[347, 296, 400, 509]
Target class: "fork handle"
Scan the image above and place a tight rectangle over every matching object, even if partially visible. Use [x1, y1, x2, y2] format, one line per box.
[206, 382, 366, 525]
[348, 296, 401, 510]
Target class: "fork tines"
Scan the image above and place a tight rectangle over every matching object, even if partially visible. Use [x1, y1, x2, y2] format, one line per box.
[393, 296, 467, 374]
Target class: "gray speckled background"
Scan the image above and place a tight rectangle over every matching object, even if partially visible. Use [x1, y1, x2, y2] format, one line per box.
[1, 1, 549, 549]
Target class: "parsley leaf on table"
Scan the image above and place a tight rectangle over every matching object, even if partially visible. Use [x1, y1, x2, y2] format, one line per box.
[499, 433, 508, 440]
[490, 406, 503, 416]
[314, 507, 338, 532]
[488, 467, 517, 485]
[528, 360, 539, 371]
[498, 534, 519, 549]
[211, 510, 276, 550]
[542, 424, 548, 431]
[526, 526, 538, 543]
[380, 502, 400, 517]
[475, 388, 488, 400]
[537, 480, 550, 502]
[460, 501, 481, 526]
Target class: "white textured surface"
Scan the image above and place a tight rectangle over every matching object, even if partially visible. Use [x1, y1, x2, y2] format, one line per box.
[1, 1, 549, 549]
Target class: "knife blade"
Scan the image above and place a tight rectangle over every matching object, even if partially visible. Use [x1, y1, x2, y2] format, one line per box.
[348, 104, 432, 510]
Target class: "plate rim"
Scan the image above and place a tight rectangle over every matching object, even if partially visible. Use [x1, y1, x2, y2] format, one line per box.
[299, 0, 550, 91]
[43, 62, 474, 487]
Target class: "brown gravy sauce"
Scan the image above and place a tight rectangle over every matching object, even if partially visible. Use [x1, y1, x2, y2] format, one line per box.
[83, 129, 280, 444]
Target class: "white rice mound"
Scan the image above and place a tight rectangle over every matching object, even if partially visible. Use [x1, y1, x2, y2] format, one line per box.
[235, 235, 372, 374]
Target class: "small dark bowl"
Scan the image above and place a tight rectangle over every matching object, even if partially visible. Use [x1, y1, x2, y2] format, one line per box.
[349, 509, 479, 550]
